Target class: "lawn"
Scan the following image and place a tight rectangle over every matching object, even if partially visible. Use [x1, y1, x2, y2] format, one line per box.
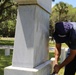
[0, 37, 14, 45]
[0, 50, 13, 75]
[0, 38, 75, 75]
[0, 50, 64, 75]
[0, 37, 14, 75]
[0, 38, 64, 75]
[49, 51, 64, 75]
[49, 40, 68, 48]
[49, 40, 76, 75]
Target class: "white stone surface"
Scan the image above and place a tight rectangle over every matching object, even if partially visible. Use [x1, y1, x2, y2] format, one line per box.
[4, 60, 51, 75]
[14, 0, 52, 13]
[4, 1, 51, 75]
[60, 48, 68, 63]
[5, 48, 10, 56]
[50, 58, 55, 73]
[12, 5, 49, 68]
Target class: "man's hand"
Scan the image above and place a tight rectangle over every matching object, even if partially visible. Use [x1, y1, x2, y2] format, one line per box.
[54, 64, 60, 73]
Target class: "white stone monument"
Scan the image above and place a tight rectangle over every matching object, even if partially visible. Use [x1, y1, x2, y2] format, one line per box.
[4, 0, 52, 75]
[60, 48, 68, 63]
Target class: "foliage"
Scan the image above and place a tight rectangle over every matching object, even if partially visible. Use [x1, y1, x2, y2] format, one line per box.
[54, 2, 68, 21]
[0, 0, 17, 22]
[67, 5, 76, 22]
[49, 2, 76, 36]
[0, 0, 17, 37]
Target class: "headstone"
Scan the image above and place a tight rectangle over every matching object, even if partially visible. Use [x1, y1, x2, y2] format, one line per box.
[4, 0, 52, 75]
[60, 48, 68, 63]
[50, 57, 55, 73]
[5, 47, 10, 56]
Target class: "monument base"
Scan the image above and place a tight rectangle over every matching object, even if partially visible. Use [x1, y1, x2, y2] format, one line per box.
[4, 60, 51, 75]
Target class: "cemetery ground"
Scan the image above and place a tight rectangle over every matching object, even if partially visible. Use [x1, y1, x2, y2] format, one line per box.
[0, 49, 64, 75]
[0, 38, 76, 75]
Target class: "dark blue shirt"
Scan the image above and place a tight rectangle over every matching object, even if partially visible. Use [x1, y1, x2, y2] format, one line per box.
[66, 22, 76, 49]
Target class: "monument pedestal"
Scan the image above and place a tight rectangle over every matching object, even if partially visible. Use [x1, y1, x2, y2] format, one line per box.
[4, 61, 51, 75]
[4, 0, 52, 75]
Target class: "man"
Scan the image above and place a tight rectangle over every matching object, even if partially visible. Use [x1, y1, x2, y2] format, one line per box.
[53, 22, 76, 75]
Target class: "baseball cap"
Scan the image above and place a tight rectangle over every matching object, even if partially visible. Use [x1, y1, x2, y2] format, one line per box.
[53, 22, 73, 43]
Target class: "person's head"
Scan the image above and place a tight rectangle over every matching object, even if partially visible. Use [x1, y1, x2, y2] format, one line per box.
[53, 22, 73, 43]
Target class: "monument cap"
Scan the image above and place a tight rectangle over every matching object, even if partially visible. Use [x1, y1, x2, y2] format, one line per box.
[14, 0, 52, 13]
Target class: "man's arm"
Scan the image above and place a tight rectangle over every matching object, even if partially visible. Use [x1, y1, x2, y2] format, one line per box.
[55, 43, 61, 64]
[54, 49, 76, 73]
[59, 49, 76, 69]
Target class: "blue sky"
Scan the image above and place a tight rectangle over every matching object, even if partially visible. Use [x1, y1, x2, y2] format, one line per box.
[52, 0, 76, 7]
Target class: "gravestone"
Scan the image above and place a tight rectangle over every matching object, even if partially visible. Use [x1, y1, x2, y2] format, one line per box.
[60, 48, 68, 63]
[4, 0, 52, 75]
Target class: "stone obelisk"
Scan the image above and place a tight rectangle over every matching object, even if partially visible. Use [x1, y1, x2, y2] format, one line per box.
[4, 0, 52, 75]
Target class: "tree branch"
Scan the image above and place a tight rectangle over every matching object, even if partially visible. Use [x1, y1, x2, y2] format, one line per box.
[0, 16, 12, 23]
[0, 0, 11, 16]
[4, 4, 14, 10]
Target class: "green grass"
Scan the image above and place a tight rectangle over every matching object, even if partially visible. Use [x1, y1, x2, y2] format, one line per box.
[0, 49, 65, 75]
[0, 37, 14, 45]
[0, 40, 14, 45]
[49, 51, 76, 75]
[0, 50, 75, 75]
[49, 40, 68, 48]
[49, 51, 64, 75]
[0, 50, 13, 75]
[0, 38, 14, 75]
[0, 38, 75, 75]
[49, 40, 68, 74]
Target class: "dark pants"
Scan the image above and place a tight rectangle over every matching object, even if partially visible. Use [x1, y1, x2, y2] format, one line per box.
[64, 56, 76, 75]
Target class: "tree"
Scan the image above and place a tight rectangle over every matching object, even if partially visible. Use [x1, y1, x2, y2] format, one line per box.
[0, 0, 17, 22]
[67, 5, 76, 22]
[49, 2, 76, 36]
[0, 0, 17, 37]
[54, 2, 69, 21]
